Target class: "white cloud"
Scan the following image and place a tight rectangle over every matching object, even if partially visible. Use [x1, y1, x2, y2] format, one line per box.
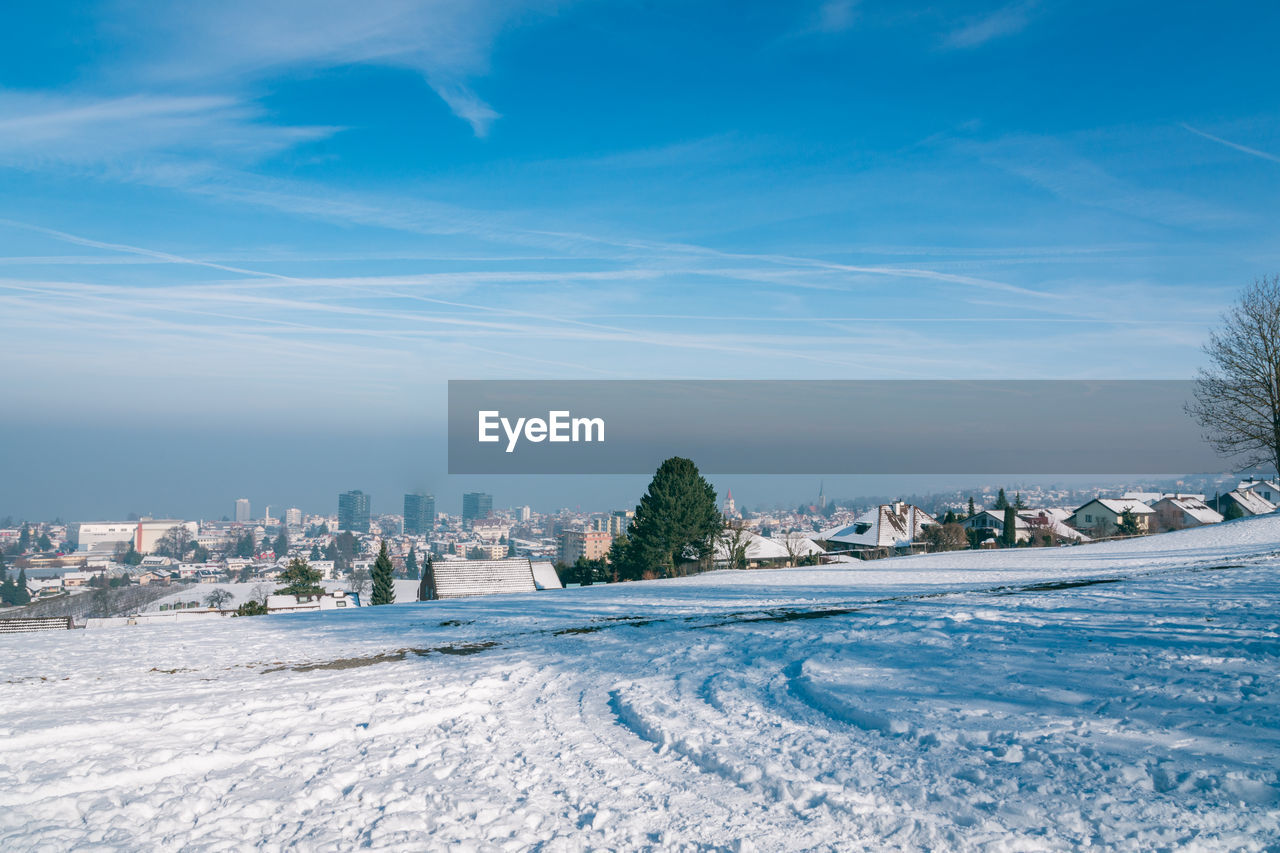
[116, 0, 570, 137]
[943, 1, 1038, 49]
[0, 90, 338, 167]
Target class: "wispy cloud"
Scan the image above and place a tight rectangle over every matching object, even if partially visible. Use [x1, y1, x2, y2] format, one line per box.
[114, 0, 571, 137]
[0, 90, 338, 167]
[943, 0, 1038, 49]
[1181, 123, 1280, 166]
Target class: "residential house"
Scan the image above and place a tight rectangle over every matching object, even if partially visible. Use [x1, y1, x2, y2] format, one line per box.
[1151, 495, 1224, 531]
[715, 531, 825, 568]
[817, 502, 936, 556]
[1018, 509, 1091, 542]
[1213, 489, 1276, 518]
[1070, 498, 1155, 536]
[958, 510, 1030, 544]
[1237, 479, 1280, 504]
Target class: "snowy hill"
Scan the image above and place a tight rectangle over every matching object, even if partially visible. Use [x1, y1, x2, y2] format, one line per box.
[2, 516, 1278, 849]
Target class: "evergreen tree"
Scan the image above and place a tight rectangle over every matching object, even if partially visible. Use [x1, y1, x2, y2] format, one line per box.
[405, 546, 419, 580]
[1001, 506, 1018, 547]
[614, 457, 721, 580]
[1222, 498, 1244, 520]
[0, 559, 14, 606]
[1116, 508, 1141, 536]
[272, 532, 288, 557]
[276, 558, 325, 597]
[967, 497, 976, 518]
[36, 532, 52, 552]
[1013, 492, 1026, 510]
[309, 544, 322, 560]
[994, 488, 1009, 510]
[417, 555, 434, 601]
[15, 567, 29, 603]
[17, 524, 30, 553]
[371, 541, 395, 605]
[234, 533, 255, 558]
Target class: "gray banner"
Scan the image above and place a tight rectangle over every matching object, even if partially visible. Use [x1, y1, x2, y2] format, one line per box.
[448, 380, 1225, 475]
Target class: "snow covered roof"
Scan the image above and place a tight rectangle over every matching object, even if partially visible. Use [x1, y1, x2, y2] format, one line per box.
[715, 532, 824, 562]
[1236, 479, 1280, 494]
[1223, 489, 1276, 516]
[819, 504, 936, 549]
[962, 509, 1029, 529]
[1153, 495, 1223, 525]
[1075, 498, 1154, 515]
[530, 561, 563, 590]
[429, 558, 538, 599]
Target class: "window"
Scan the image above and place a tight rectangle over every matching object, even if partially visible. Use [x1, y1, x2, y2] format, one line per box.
[1084, 514, 1093, 523]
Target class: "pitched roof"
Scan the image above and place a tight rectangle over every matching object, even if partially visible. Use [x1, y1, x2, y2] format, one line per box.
[429, 558, 538, 599]
[1074, 498, 1154, 515]
[1223, 489, 1276, 516]
[820, 504, 936, 549]
[715, 531, 824, 561]
[530, 561, 563, 590]
[1153, 495, 1223, 525]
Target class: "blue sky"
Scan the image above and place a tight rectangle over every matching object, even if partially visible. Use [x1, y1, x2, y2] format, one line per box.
[2, 1, 1278, 518]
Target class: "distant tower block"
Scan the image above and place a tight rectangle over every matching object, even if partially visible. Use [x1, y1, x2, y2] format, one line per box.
[235, 498, 250, 523]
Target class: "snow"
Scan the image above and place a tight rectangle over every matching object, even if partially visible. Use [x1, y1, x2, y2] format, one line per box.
[2, 516, 1279, 849]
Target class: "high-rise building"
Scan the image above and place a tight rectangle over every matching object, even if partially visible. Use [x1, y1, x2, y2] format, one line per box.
[559, 528, 613, 565]
[462, 492, 493, 525]
[404, 493, 436, 535]
[608, 509, 634, 536]
[285, 507, 302, 527]
[338, 490, 371, 533]
[517, 505, 531, 523]
[235, 498, 250, 523]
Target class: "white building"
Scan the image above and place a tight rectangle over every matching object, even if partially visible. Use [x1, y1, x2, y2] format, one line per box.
[285, 507, 303, 527]
[235, 499, 251, 523]
[73, 520, 198, 554]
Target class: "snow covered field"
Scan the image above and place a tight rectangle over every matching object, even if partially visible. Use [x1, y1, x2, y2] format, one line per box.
[2, 519, 1279, 850]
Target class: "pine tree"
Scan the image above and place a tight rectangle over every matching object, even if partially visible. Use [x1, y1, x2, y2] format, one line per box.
[967, 497, 976, 518]
[1116, 508, 1141, 536]
[1223, 498, 1244, 520]
[614, 457, 721, 580]
[371, 540, 395, 605]
[276, 558, 325, 597]
[1013, 492, 1026, 510]
[309, 544, 322, 560]
[417, 555, 434, 601]
[272, 532, 288, 557]
[0, 558, 13, 606]
[1001, 506, 1018, 547]
[405, 546, 419, 580]
[994, 489, 1009, 510]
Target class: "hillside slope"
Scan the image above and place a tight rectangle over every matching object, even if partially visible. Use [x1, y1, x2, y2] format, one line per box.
[2, 517, 1278, 849]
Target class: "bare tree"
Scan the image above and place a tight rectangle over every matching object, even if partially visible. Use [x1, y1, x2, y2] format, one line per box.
[348, 566, 371, 601]
[155, 525, 193, 559]
[1188, 275, 1280, 474]
[204, 588, 233, 610]
[250, 583, 272, 606]
[719, 520, 750, 570]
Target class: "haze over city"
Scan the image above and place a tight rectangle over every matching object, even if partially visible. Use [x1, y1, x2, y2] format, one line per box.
[4, 1, 1280, 518]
